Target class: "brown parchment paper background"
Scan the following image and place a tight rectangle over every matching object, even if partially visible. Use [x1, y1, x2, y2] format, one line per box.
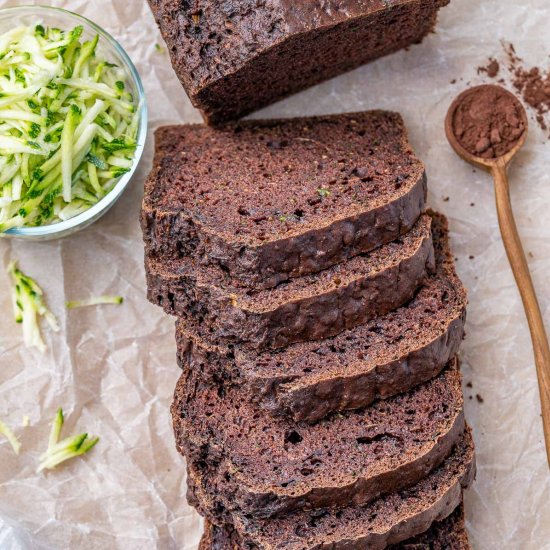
[1, 0, 549, 548]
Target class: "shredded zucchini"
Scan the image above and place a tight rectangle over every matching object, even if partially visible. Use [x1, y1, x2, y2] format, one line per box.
[0, 419, 21, 455]
[0, 24, 139, 231]
[37, 408, 99, 472]
[7, 261, 59, 352]
[66, 294, 123, 309]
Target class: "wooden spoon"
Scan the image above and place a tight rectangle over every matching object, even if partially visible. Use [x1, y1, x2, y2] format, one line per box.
[446, 84, 550, 468]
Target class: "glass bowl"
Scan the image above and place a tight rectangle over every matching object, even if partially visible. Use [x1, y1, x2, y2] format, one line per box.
[0, 5, 147, 240]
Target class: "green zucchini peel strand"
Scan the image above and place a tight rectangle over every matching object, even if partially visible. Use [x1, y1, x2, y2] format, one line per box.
[37, 408, 99, 472]
[0, 419, 21, 455]
[66, 295, 123, 309]
[7, 260, 59, 352]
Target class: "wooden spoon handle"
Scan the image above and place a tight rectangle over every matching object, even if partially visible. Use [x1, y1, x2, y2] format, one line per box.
[492, 164, 550, 468]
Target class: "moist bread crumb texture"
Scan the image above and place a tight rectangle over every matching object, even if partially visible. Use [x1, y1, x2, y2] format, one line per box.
[140, 111, 474, 549]
[172, 360, 465, 519]
[141, 112, 427, 289]
[147, 0, 450, 123]
[189, 428, 474, 550]
[174, 211, 466, 423]
[199, 502, 470, 550]
[148, 214, 435, 351]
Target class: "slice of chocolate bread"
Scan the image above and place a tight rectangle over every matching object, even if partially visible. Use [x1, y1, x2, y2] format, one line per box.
[199, 503, 470, 550]
[176, 212, 466, 423]
[189, 428, 475, 550]
[141, 112, 427, 289]
[148, 214, 434, 350]
[390, 503, 470, 549]
[172, 361, 465, 519]
[147, 0, 449, 124]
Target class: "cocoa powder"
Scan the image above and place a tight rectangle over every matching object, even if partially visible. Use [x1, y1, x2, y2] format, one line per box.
[477, 58, 500, 79]
[504, 44, 550, 130]
[451, 85, 526, 159]
[477, 45, 550, 135]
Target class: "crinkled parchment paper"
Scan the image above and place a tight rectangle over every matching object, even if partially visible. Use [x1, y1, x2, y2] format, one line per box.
[1, 0, 549, 548]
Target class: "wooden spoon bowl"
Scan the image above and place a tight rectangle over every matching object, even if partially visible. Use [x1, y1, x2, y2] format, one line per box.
[445, 84, 529, 170]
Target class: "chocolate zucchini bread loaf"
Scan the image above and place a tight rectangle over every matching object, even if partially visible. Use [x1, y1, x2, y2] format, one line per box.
[141, 112, 427, 289]
[189, 429, 474, 550]
[148, 214, 434, 350]
[140, 106, 474, 548]
[176, 212, 466, 423]
[147, 0, 450, 123]
[199, 503, 470, 550]
[172, 361, 465, 519]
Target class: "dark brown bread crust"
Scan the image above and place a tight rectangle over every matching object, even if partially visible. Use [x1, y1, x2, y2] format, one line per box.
[199, 503, 469, 550]
[176, 212, 466, 423]
[199, 522, 241, 550]
[172, 362, 465, 519]
[141, 112, 428, 289]
[390, 503, 470, 549]
[188, 429, 475, 550]
[147, 215, 434, 350]
[147, 0, 449, 123]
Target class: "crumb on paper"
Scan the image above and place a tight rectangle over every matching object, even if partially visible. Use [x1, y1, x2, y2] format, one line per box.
[478, 58, 500, 78]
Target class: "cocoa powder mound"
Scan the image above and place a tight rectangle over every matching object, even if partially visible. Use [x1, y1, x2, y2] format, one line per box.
[451, 85, 526, 159]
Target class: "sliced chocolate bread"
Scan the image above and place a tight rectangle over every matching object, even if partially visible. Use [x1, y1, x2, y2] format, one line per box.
[147, 0, 449, 124]
[149, 214, 434, 350]
[141, 112, 427, 289]
[172, 361, 465, 519]
[390, 503, 470, 550]
[189, 428, 475, 550]
[176, 212, 466, 423]
[199, 503, 470, 550]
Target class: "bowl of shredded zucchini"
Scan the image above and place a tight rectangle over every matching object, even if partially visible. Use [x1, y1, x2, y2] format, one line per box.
[0, 6, 147, 239]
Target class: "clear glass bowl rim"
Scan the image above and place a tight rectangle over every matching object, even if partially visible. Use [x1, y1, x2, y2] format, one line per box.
[0, 4, 148, 238]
